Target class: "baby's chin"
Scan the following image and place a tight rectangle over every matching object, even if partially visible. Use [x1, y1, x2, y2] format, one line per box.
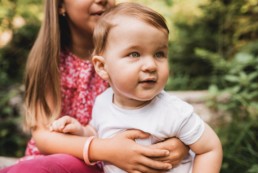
[132, 95, 156, 105]
[136, 90, 161, 101]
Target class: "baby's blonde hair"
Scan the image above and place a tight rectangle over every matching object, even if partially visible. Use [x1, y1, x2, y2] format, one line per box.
[93, 2, 169, 56]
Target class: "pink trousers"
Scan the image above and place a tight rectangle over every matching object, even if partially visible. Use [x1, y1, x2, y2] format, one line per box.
[0, 154, 103, 173]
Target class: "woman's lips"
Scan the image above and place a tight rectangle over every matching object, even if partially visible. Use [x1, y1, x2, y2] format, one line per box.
[90, 10, 105, 16]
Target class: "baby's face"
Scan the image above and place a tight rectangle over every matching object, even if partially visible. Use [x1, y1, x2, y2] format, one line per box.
[103, 15, 169, 108]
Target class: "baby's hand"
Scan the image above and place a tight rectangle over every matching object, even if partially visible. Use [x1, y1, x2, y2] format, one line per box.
[50, 116, 85, 136]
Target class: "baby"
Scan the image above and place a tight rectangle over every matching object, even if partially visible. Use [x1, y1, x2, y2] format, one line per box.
[51, 2, 223, 173]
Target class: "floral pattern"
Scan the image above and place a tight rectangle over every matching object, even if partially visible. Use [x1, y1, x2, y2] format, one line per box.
[24, 51, 108, 157]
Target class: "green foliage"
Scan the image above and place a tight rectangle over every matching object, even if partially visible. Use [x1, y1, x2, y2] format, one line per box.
[0, 115, 29, 157]
[0, 0, 41, 31]
[208, 41, 258, 116]
[168, 0, 258, 90]
[0, 0, 17, 31]
[0, 24, 40, 157]
[0, 85, 29, 157]
[0, 0, 41, 157]
[248, 164, 258, 173]
[218, 118, 258, 173]
[0, 23, 40, 84]
[0, 24, 39, 86]
[0, 0, 41, 85]
[207, 41, 258, 173]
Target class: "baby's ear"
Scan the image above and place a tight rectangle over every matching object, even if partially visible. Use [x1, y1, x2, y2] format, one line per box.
[92, 56, 109, 81]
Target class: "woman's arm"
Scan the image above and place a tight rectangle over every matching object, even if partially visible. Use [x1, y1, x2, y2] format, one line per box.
[33, 92, 172, 172]
[150, 137, 190, 166]
[90, 130, 172, 173]
[48, 120, 189, 169]
[32, 93, 87, 157]
[32, 127, 172, 173]
[32, 127, 86, 157]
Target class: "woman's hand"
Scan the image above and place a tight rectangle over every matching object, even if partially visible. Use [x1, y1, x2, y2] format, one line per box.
[90, 130, 172, 173]
[150, 137, 189, 166]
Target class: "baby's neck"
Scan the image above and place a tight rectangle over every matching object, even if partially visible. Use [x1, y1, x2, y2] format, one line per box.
[113, 95, 152, 110]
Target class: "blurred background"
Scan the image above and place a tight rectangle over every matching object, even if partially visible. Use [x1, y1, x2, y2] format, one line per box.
[0, 0, 257, 172]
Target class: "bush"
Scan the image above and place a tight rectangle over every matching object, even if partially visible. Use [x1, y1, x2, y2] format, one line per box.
[208, 41, 258, 173]
[0, 22, 39, 157]
[0, 85, 29, 157]
[219, 118, 258, 173]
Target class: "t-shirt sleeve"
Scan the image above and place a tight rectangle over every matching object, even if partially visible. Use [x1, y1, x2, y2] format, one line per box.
[177, 112, 205, 145]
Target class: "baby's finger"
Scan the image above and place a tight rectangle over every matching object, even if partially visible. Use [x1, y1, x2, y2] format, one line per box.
[55, 116, 73, 130]
[58, 116, 71, 124]
[62, 123, 76, 134]
[51, 120, 63, 131]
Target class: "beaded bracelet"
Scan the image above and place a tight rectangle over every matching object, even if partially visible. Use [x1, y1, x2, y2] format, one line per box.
[83, 136, 96, 165]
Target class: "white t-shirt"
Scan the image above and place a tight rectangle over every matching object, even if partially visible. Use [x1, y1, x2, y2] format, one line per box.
[90, 88, 205, 173]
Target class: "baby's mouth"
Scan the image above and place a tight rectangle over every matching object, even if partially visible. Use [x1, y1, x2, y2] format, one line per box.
[139, 79, 157, 84]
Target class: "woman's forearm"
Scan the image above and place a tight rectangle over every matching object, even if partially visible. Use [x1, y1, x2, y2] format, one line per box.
[89, 130, 173, 173]
[32, 128, 86, 159]
[150, 137, 189, 166]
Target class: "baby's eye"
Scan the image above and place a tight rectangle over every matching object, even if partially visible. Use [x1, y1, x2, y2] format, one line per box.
[129, 52, 140, 58]
[155, 52, 166, 58]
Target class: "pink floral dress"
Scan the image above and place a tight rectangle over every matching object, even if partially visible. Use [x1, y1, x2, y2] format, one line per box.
[24, 51, 108, 158]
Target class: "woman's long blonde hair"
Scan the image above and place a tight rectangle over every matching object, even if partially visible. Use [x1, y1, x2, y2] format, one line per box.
[24, 0, 70, 130]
